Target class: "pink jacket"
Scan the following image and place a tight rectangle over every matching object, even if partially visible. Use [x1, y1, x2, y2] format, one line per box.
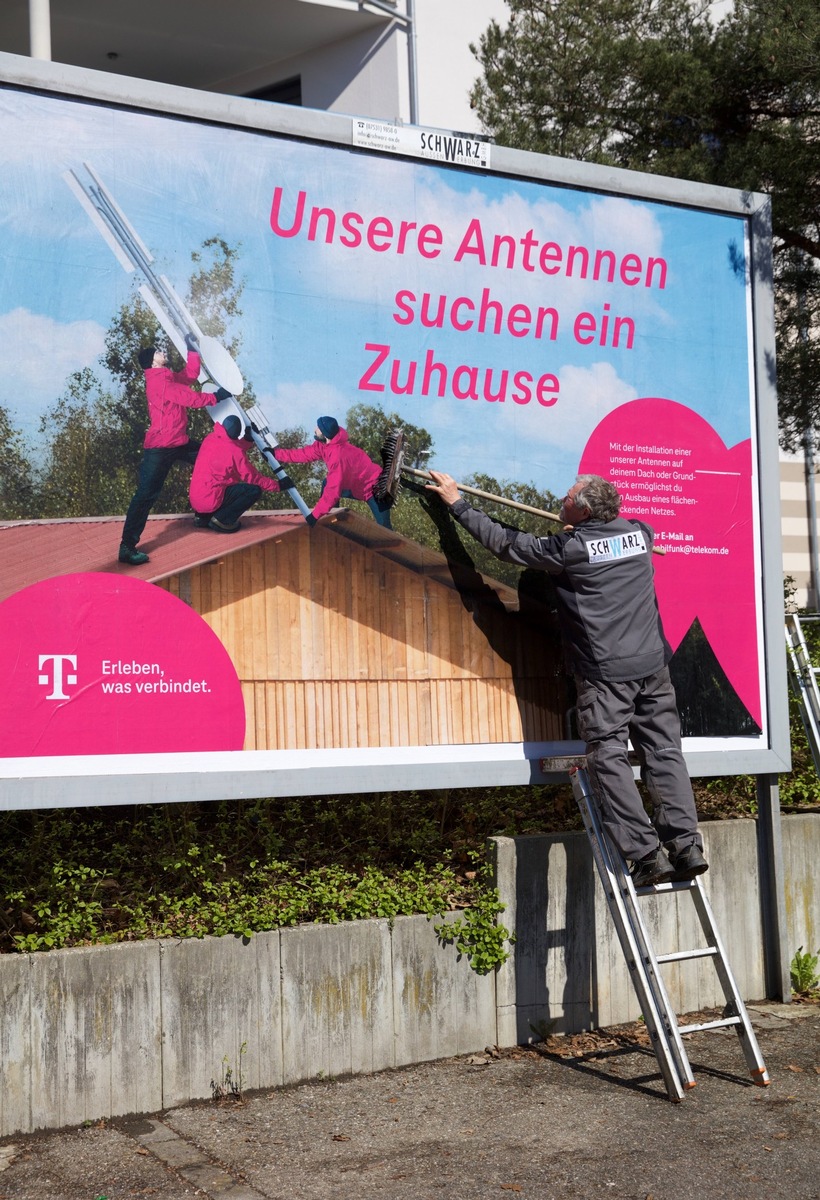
[275, 428, 381, 520]
[143, 352, 214, 448]
[189, 422, 280, 513]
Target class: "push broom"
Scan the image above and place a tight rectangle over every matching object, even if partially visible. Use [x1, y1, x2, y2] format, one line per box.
[375, 430, 665, 553]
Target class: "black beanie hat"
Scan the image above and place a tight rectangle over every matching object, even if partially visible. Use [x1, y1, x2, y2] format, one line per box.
[222, 415, 243, 440]
[138, 345, 157, 369]
[317, 415, 339, 441]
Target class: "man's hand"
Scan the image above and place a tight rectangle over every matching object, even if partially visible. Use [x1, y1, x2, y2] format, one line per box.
[184, 331, 200, 351]
[277, 474, 295, 491]
[305, 513, 318, 527]
[424, 470, 461, 507]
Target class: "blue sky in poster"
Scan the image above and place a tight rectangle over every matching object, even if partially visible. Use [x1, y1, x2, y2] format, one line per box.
[0, 89, 753, 493]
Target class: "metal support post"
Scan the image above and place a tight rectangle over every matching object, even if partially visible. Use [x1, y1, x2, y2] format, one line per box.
[28, 0, 51, 60]
[755, 773, 792, 1002]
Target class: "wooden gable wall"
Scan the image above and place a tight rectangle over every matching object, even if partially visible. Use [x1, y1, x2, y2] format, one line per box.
[158, 525, 567, 751]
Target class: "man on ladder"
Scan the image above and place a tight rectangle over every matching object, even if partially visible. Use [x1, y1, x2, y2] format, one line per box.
[429, 469, 771, 1101]
[425, 470, 708, 887]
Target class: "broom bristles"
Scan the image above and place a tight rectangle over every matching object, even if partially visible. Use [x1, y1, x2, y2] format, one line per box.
[374, 429, 406, 506]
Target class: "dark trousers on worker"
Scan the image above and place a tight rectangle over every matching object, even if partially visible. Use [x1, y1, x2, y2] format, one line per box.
[574, 666, 702, 862]
[200, 483, 262, 526]
[122, 441, 201, 549]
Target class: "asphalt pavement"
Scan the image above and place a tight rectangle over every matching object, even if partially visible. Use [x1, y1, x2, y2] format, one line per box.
[0, 1002, 817, 1200]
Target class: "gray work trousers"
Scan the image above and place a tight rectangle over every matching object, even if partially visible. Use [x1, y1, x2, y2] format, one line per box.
[574, 667, 702, 862]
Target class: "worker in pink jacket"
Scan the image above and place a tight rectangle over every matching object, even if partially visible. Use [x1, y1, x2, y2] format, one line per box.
[190, 415, 292, 532]
[119, 334, 219, 565]
[274, 416, 392, 527]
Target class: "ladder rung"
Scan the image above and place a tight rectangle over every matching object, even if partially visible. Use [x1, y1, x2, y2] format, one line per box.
[656, 947, 718, 964]
[677, 1015, 742, 1035]
[633, 878, 696, 894]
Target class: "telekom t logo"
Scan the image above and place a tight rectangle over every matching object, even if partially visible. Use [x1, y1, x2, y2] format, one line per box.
[38, 654, 78, 700]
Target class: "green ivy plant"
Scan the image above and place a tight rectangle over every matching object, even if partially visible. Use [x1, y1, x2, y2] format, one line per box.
[434, 861, 514, 974]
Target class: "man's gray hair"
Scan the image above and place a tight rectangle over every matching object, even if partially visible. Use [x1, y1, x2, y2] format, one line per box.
[574, 474, 621, 522]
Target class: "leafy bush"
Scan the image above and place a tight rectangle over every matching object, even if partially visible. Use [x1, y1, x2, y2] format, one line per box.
[1, 687, 816, 968]
[0, 788, 557, 965]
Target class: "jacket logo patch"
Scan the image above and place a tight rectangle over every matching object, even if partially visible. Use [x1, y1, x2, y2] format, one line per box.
[585, 531, 647, 563]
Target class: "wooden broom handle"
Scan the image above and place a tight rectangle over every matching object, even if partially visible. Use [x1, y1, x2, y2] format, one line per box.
[403, 465, 665, 555]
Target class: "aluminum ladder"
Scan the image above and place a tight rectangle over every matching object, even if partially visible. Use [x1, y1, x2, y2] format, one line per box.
[785, 612, 820, 776]
[566, 762, 770, 1102]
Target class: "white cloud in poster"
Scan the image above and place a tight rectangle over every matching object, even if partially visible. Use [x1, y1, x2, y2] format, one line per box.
[256, 380, 350, 438]
[427, 360, 639, 484]
[520, 360, 638, 453]
[0, 308, 107, 427]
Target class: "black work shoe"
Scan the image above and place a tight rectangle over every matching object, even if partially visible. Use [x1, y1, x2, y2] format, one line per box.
[670, 844, 709, 882]
[630, 850, 675, 888]
[193, 514, 212, 528]
[118, 544, 149, 565]
[208, 517, 241, 533]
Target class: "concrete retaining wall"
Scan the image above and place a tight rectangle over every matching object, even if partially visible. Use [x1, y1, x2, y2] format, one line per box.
[494, 812, 819, 1045]
[0, 814, 817, 1137]
[493, 820, 763, 1043]
[781, 813, 820, 958]
[0, 913, 498, 1137]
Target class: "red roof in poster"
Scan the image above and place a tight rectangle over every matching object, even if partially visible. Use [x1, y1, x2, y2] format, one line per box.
[0, 512, 305, 603]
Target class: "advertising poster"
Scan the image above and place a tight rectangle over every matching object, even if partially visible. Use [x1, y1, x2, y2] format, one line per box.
[0, 80, 775, 798]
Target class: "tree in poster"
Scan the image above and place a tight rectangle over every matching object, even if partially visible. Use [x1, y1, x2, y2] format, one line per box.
[0, 404, 36, 520]
[470, 0, 820, 446]
[36, 368, 135, 518]
[36, 238, 302, 517]
[344, 401, 434, 470]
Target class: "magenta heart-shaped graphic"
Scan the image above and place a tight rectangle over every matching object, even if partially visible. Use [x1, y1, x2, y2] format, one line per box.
[579, 398, 760, 727]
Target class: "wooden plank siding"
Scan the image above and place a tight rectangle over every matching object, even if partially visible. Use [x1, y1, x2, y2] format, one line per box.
[157, 524, 566, 751]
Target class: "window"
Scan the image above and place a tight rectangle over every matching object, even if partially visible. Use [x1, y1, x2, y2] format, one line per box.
[246, 77, 302, 106]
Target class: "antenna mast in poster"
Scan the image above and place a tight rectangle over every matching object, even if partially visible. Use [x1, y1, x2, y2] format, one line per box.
[64, 162, 310, 515]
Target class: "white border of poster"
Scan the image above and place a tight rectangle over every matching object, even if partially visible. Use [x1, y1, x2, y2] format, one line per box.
[0, 52, 790, 809]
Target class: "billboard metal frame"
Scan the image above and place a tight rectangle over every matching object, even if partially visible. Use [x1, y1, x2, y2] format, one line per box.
[0, 50, 790, 810]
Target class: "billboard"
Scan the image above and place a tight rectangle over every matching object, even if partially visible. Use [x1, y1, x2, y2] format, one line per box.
[0, 53, 789, 808]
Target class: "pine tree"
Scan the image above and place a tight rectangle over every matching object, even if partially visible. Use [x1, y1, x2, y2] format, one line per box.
[471, 0, 820, 445]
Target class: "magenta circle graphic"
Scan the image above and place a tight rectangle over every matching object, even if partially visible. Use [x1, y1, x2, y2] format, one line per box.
[0, 573, 245, 757]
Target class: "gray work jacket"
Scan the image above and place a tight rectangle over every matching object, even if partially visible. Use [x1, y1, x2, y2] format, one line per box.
[451, 500, 671, 682]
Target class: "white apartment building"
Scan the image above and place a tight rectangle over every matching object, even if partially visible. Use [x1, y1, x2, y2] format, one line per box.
[0, 0, 505, 134]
